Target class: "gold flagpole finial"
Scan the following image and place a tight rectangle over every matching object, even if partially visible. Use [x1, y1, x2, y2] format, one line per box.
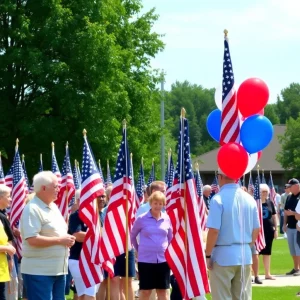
[16, 139, 19, 149]
[130, 153, 133, 160]
[0, 152, 1, 158]
[152, 158, 154, 163]
[66, 141, 69, 148]
[224, 29, 228, 37]
[195, 162, 199, 171]
[122, 119, 126, 129]
[181, 108, 186, 118]
[51, 142, 55, 148]
[40, 153, 42, 161]
[83, 129, 87, 136]
[22, 154, 25, 162]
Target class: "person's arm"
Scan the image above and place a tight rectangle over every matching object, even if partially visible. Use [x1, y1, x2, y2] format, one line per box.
[0, 244, 16, 256]
[205, 228, 219, 256]
[251, 228, 260, 245]
[130, 217, 142, 252]
[73, 231, 86, 243]
[27, 235, 75, 248]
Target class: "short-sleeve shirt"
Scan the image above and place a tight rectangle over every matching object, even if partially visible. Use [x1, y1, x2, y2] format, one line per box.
[20, 196, 68, 276]
[68, 211, 87, 260]
[0, 210, 14, 242]
[262, 200, 276, 232]
[207, 183, 260, 266]
[281, 193, 290, 208]
[284, 193, 300, 229]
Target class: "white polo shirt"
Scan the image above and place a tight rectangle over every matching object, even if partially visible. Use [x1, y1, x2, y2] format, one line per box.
[20, 196, 68, 275]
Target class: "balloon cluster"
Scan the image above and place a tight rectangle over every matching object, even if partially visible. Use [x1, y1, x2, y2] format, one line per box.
[206, 78, 274, 179]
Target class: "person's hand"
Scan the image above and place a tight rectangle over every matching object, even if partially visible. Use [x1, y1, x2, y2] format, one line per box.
[274, 230, 278, 239]
[5, 244, 16, 256]
[286, 210, 295, 216]
[206, 257, 213, 270]
[8, 259, 13, 272]
[12, 227, 21, 237]
[59, 235, 76, 247]
[283, 224, 287, 232]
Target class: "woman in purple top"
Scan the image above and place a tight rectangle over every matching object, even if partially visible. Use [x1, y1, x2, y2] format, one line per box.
[131, 191, 172, 300]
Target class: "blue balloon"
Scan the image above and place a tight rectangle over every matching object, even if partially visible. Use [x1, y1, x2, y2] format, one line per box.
[240, 115, 273, 154]
[206, 109, 221, 142]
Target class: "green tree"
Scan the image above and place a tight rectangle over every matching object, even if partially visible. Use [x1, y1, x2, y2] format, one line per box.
[165, 81, 218, 156]
[0, 0, 164, 178]
[264, 104, 280, 125]
[276, 83, 300, 124]
[277, 117, 300, 178]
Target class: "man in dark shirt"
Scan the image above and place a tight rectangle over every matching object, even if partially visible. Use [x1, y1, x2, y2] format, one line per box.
[284, 178, 300, 275]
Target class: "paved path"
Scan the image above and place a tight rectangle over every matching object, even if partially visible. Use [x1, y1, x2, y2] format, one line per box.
[253, 274, 300, 287]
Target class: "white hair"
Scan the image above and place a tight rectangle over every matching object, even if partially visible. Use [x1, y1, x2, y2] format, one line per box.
[75, 189, 81, 201]
[33, 171, 57, 193]
[203, 185, 212, 192]
[0, 184, 11, 198]
[260, 183, 270, 194]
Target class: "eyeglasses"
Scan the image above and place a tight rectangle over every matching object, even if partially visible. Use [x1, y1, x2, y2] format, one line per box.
[261, 191, 268, 193]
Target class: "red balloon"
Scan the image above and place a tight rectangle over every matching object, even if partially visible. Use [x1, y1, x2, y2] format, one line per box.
[258, 108, 264, 115]
[258, 151, 262, 160]
[237, 78, 269, 118]
[217, 143, 249, 180]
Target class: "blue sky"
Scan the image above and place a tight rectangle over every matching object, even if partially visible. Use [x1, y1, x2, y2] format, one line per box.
[142, 0, 300, 103]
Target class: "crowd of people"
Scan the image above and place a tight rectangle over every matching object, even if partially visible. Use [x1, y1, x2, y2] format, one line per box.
[0, 169, 300, 300]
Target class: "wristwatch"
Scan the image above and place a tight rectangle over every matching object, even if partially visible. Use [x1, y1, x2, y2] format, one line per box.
[206, 255, 211, 258]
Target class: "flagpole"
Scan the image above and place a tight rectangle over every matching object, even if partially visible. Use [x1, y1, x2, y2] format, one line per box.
[65, 142, 69, 222]
[181, 108, 189, 299]
[123, 120, 129, 300]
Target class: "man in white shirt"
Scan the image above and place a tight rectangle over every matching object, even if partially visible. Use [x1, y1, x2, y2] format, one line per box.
[20, 171, 75, 300]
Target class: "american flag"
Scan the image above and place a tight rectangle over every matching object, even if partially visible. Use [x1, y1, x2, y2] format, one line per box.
[51, 143, 62, 186]
[165, 114, 210, 299]
[38, 154, 43, 172]
[79, 133, 105, 288]
[136, 160, 145, 207]
[147, 159, 155, 186]
[73, 160, 81, 190]
[268, 171, 276, 207]
[248, 172, 255, 195]
[195, 167, 206, 231]
[98, 159, 105, 183]
[56, 145, 75, 221]
[0, 153, 5, 185]
[165, 151, 175, 221]
[100, 125, 133, 264]
[130, 154, 138, 219]
[254, 172, 266, 252]
[21, 155, 30, 192]
[261, 171, 266, 184]
[219, 31, 240, 145]
[210, 175, 220, 197]
[5, 164, 14, 189]
[10, 145, 27, 259]
[106, 160, 112, 186]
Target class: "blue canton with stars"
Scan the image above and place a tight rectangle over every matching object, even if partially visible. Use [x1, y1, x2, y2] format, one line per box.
[38, 158, 43, 173]
[7, 165, 13, 176]
[73, 163, 80, 190]
[166, 154, 174, 189]
[254, 174, 261, 201]
[136, 163, 145, 200]
[22, 160, 30, 188]
[195, 170, 203, 199]
[61, 148, 72, 177]
[113, 128, 131, 182]
[222, 38, 235, 101]
[82, 138, 100, 182]
[13, 150, 25, 187]
[147, 163, 155, 186]
[174, 117, 194, 183]
[98, 161, 104, 183]
[52, 151, 61, 174]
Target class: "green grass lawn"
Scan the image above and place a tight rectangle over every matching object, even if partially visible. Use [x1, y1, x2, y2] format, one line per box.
[65, 237, 296, 300]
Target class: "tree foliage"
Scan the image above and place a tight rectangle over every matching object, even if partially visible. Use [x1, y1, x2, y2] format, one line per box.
[0, 0, 164, 178]
[277, 117, 300, 178]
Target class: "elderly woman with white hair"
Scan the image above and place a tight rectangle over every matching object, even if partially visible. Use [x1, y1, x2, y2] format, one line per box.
[253, 183, 277, 283]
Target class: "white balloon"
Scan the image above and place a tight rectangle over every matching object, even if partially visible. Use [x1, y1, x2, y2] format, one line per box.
[244, 152, 258, 174]
[214, 85, 223, 111]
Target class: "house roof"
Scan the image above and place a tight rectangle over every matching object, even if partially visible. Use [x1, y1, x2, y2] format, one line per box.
[195, 124, 286, 173]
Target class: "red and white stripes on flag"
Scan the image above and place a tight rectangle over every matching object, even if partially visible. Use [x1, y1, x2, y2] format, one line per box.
[195, 168, 207, 231]
[79, 135, 105, 288]
[165, 115, 210, 299]
[219, 32, 240, 145]
[100, 126, 133, 264]
[10, 146, 27, 259]
[5, 165, 13, 189]
[51, 143, 62, 186]
[56, 146, 75, 221]
[268, 172, 277, 208]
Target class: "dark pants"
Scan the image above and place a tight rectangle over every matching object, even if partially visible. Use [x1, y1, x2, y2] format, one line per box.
[0, 282, 5, 300]
[280, 209, 284, 234]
